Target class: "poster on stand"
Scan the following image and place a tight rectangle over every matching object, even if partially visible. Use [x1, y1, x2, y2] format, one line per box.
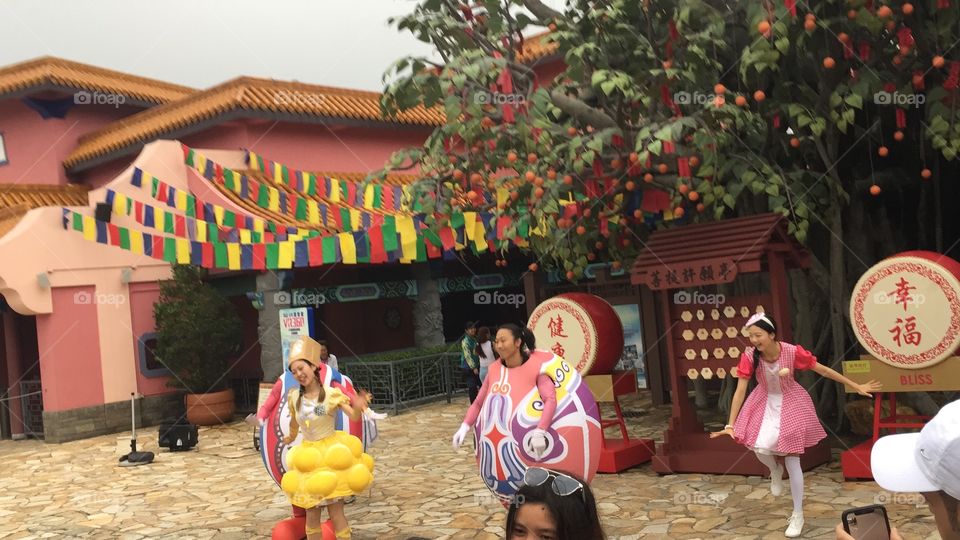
[613, 304, 647, 389]
[279, 307, 314, 369]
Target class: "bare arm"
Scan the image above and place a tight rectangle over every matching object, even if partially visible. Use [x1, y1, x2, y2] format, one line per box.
[811, 363, 881, 397]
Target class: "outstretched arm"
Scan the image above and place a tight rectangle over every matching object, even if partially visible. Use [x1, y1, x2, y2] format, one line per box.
[711, 377, 750, 438]
[812, 363, 881, 397]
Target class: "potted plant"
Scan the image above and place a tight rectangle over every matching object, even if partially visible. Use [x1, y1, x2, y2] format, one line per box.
[154, 264, 242, 425]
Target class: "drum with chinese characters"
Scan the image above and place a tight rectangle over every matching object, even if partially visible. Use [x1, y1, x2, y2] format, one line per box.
[850, 250, 960, 369]
[259, 366, 376, 488]
[473, 349, 602, 505]
[527, 293, 625, 375]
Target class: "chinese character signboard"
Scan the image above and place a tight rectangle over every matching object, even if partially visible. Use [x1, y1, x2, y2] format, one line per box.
[851, 252, 960, 370]
[641, 258, 738, 290]
[527, 293, 625, 375]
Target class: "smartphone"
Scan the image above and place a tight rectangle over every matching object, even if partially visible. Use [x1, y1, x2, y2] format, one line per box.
[842, 504, 891, 540]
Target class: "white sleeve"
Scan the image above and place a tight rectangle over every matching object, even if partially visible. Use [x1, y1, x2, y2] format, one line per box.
[328, 354, 338, 371]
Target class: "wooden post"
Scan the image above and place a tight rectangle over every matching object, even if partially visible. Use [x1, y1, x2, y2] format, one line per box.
[767, 253, 793, 341]
[640, 286, 667, 406]
[522, 271, 542, 319]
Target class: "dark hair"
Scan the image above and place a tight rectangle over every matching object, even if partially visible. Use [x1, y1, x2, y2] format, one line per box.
[498, 323, 536, 363]
[475, 326, 491, 356]
[505, 473, 606, 540]
[747, 315, 777, 378]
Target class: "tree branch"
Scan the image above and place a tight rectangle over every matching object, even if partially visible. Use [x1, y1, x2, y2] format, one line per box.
[549, 88, 618, 129]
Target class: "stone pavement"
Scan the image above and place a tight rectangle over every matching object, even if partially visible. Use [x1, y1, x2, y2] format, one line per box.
[0, 394, 943, 539]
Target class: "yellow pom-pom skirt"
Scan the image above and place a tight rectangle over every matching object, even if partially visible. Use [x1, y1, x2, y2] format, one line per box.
[281, 431, 375, 509]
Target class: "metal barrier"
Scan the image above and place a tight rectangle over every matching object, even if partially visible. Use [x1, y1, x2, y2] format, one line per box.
[339, 353, 466, 415]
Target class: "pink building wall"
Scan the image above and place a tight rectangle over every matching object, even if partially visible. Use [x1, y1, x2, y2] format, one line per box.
[36, 286, 105, 412]
[0, 99, 142, 186]
[128, 282, 172, 397]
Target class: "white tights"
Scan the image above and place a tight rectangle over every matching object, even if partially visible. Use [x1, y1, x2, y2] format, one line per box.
[755, 452, 804, 515]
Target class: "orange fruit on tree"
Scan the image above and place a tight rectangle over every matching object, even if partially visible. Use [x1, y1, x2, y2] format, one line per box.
[823, 57, 836, 69]
[525, 170, 536, 181]
[886, 20, 896, 31]
[877, 5, 893, 18]
[583, 208, 592, 217]
[878, 146, 889, 157]
[644, 173, 654, 183]
[453, 169, 465, 180]
[547, 169, 557, 180]
[673, 206, 685, 218]
[689, 156, 700, 168]
[688, 190, 700, 201]
[566, 271, 575, 281]
[528, 262, 538, 272]
[534, 176, 544, 187]
[567, 126, 578, 136]
[735, 94, 748, 107]
[757, 20, 771, 35]
[658, 163, 669, 174]
[470, 172, 483, 184]
[894, 130, 904, 141]
[611, 158, 623, 170]
[714, 83, 726, 94]
[847, 9, 858, 20]
[611, 261, 622, 270]
[510, 191, 520, 201]
[838, 32, 850, 44]
[696, 203, 706, 212]
[633, 209, 642, 219]
[903, 3, 914, 15]
[804, 19, 816, 32]
[576, 225, 586, 235]
[587, 252, 596, 261]
[921, 168, 932, 179]
[625, 180, 636, 191]
[790, 137, 801, 148]
[629, 152, 639, 163]
[678, 183, 690, 195]
[595, 241, 604, 249]
[893, 56, 903, 67]
[563, 175, 574, 185]
[754, 90, 766, 102]
[662, 60, 673, 69]
[534, 187, 544, 198]
[870, 184, 881, 196]
[527, 153, 538, 164]
[507, 151, 518, 163]
[934, 56, 946, 68]
[621, 238, 631, 247]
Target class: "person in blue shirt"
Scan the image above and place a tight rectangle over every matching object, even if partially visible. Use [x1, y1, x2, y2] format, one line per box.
[461, 321, 481, 403]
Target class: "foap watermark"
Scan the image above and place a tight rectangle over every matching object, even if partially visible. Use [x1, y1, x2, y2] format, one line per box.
[673, 290, 726, 307]
[874, 491, 926, 508]
[474, 290, 525, 308]
[475, 91, 525, 105]
[673, 91, 714, 106]
[673, 490, 728, 506]
[274, 90, 325, 107]
[473, 490, 526, 507]
[874, 91, 925, 107]
[73, 291, 126, 307]
[273, 291, 327, 306]
[74, 90, 126, 108]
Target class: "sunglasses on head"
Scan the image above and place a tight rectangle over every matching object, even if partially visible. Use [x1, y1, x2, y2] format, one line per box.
[522, 467, 585, 501]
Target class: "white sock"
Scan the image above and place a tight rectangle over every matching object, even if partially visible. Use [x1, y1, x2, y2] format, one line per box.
[784, 456, 804, 515]
[755, 452, 779, 476]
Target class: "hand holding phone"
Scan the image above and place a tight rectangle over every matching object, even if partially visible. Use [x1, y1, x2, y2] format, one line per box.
[840, 505, 893, 540]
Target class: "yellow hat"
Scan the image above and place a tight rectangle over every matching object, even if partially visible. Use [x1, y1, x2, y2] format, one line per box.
[288, 336, 322, 370]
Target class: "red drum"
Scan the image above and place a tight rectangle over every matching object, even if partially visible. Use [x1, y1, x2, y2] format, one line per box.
[850, 250, 960, 369]
[527, 293, 625, 375]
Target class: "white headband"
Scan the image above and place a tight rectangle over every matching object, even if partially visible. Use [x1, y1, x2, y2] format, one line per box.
[744, 312, 775, 331]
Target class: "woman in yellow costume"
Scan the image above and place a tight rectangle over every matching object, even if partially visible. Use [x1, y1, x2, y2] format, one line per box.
[280, 336, 375, 540]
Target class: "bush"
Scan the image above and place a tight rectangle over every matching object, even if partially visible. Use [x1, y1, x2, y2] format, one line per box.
[154, 265, 242, 392]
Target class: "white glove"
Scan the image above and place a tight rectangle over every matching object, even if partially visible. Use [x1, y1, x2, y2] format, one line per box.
[364, 408, 388, 421]
[258, 418, 266, 427]
[529, 428, 549, 458]
[452, 423, 471, 451]
[244, 413, 259, 426]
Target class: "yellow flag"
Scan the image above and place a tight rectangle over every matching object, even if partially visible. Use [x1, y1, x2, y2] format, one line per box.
[278, 241, 295, 268]
[214, 206, 225, 226]
[268, 188, 279, 212]
[227, 243, 240, 270]
[176, 238, 190, 264]
[175, 190, 188, 212]
[247, 150, 259, 170]
[396, 215, 417, 260]
[195, 223, 207, 243]
[329, 179, 341, 203]
[253, 218, 264, 233]
[196, 153, 207, 175]
[112, 193, 126, 216]
[82, 215, 96, 241]
[473, 217, 487, 252]
[463, 212, 477, 240]
[273, 162, 283, 184]
[497, 188, 509, 208]
[307, 200, 320, 224]
[364, 184, 375, 209]
[349, 208, 361, 230]
[153, 206, 165, 229]
[338, 233, 357, 264]
[240, 229, 252, 244]
[130, 230, 144, 254]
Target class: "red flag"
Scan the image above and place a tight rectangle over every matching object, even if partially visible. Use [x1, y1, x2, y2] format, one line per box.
[307, 237, 323, 266]
[440, 227, 455, 250]
[496, 216, 511, 239]
[640, 189, 670, 213]
[134, 201, 143, 223]
[369, 227, 386, 263]
[663, 140, 675, 154]
[157, 182, 168, 203]
[896, 108, 907, 129]
[202, 243, 214, 268]
[252, 244, 266, 270]
[108, 224, 121, 246]
[175, 215, 186, 237]
[153, 236, 164, 259]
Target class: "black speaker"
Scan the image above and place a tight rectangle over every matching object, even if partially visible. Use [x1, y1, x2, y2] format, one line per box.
[158, 419, 198, 451]
[95, 202, 112, 223]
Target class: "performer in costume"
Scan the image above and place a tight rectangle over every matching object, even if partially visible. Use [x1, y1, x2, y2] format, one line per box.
[452, 323, 601, 506]
[711, 313, 881, 538]
[280, 337, 375, 540]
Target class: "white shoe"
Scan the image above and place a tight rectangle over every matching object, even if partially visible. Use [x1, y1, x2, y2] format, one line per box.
[770, 462, 784, 497]
[785, 513, 804, 537]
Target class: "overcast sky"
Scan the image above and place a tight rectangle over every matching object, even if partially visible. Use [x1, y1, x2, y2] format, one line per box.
[0, 0, 564, 92]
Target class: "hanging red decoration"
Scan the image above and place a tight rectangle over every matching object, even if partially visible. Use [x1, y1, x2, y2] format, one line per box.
[896, 109, 907, 129]
[784, 0, 797, 17]
[663, 140, 675, 154]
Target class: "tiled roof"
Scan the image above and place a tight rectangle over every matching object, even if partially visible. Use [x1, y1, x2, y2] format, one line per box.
[0, 56, 194, 105]
[516, 31, 560, 64]
[64, 78, 446, 172]
[0, 183, 89, 209]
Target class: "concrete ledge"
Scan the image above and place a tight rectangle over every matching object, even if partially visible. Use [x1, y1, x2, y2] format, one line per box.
[42, 393, 184, 443]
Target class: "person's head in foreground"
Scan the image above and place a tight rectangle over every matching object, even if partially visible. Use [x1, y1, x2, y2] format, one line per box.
[869, 399, 960, 540]
[506, 467, 605, 540]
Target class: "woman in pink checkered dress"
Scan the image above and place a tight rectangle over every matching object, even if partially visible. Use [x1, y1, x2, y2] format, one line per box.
[711, 313, 880, 538]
